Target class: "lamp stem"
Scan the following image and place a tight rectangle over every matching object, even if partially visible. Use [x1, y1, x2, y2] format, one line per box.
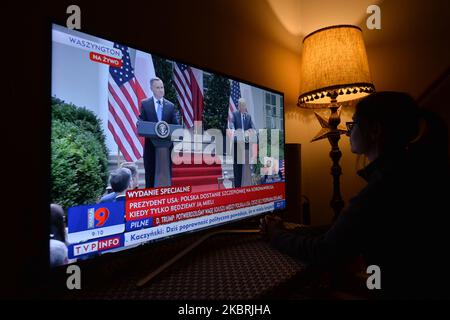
[328, 93, 345, 220]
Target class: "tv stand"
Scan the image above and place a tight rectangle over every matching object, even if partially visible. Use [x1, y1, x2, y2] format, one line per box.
[136, 229, 260, 288]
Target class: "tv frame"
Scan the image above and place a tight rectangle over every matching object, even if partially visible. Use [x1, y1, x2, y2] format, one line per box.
[47, 21, 288, 283]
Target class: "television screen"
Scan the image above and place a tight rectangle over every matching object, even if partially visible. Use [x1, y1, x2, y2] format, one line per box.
[50, 24, 286, 267]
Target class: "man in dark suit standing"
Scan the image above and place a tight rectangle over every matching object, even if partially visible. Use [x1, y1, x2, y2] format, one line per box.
[229, 98, 256, 188]
[139, 77, 179, 188]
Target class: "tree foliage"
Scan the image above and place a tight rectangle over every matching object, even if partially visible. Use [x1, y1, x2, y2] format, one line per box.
[202, 74, 230, 134]
[51, 98, 108, 208]
[152, 55, 179, 114]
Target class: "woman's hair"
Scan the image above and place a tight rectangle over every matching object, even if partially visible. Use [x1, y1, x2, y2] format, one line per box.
[354, 91, 449, 174]
[409, 108, 450, 173]
[120, 161, 138, 178]
[354, 91, 421, 154]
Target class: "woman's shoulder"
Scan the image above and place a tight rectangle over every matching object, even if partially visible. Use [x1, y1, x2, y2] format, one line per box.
[347, 176, 392, 212]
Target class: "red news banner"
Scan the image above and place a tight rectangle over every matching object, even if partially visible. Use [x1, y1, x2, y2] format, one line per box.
[126, 183, 285, 226]
[89, 52, 123, 67]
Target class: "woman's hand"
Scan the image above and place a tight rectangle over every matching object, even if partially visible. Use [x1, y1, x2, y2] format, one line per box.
[259, 215, 284, 240]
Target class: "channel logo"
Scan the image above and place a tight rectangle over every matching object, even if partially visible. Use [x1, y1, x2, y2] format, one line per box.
[70, 235, 123, 258]
[87, 207, 110, 229]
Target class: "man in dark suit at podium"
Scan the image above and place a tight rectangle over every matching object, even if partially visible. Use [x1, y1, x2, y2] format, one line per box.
[139, 77, 179, 188]
[229, 98, 256, 188]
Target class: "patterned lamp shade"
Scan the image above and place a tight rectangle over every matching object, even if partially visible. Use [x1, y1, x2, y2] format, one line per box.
[298, 25, 375, 106]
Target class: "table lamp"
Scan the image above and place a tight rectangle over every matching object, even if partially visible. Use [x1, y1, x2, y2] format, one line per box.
[297, 25, 375, 219]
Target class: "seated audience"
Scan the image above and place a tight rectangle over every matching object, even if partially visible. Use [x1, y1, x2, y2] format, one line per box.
[50, 204, 68, 267]
[100, 167, 132, 203]
[100, 162, 139, 203]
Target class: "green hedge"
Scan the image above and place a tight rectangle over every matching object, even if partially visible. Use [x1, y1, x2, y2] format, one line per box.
[51, 97, 108, 156]
[51, 98, 108, 208]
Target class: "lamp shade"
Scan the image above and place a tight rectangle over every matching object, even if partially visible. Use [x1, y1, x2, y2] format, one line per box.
[298, 25, 374, 105]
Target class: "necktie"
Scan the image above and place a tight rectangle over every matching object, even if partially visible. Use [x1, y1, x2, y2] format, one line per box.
[157, 100, 162, 121]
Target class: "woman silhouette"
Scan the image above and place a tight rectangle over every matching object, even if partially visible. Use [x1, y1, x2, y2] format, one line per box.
[261, 91, 450, 299]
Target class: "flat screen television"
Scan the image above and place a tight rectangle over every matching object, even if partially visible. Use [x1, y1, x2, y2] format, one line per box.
[50, 23, 286, 271]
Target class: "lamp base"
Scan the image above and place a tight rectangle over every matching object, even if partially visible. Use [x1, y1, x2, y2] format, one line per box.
[311, 93, 346, 220]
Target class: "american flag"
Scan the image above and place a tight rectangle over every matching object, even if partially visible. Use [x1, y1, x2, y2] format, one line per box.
[108, 44, 148, 162]
[228, 80, 241, 125]
[173, 63, 204, 128]
[279, 159, 285, 180]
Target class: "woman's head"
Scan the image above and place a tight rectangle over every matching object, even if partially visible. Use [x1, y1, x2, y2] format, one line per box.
[50, 203, 66, 243]
[347, 91, 420, 159]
